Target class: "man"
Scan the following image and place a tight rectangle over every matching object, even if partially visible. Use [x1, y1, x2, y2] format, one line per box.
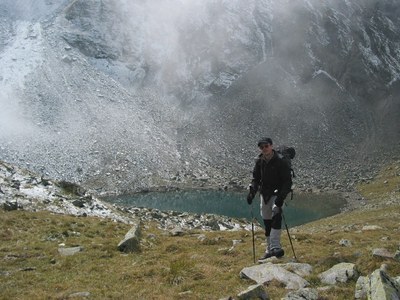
[247, 137, 292, 260]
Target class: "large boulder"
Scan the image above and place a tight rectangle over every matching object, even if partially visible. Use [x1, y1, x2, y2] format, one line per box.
[283, 288, 319, 300]
[318, 262, 358, 285]
[237, 284, 269, 300]
[355, 269, 400, 300]
[117, 221, 142, 253]
[240, 263, 309, 290]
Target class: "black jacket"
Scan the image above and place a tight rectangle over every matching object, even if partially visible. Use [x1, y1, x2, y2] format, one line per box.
[250, 150, 292, 204]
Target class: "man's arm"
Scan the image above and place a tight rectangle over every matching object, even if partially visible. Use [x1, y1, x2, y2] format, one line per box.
[250, 159, 262, 193]
[247, 159, 261, 204]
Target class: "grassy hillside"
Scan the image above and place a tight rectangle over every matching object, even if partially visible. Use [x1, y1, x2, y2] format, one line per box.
[1, 162, 399, 299]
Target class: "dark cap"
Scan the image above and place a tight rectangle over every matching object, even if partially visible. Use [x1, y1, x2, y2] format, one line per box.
[257, 137, 273, 147]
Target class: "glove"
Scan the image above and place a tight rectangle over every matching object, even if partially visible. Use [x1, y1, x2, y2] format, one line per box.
[247, 192, 255, 205]
[274, 197, 284, 207]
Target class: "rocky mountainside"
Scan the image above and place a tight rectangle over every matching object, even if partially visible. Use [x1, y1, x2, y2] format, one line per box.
[0, 0, 399, 195]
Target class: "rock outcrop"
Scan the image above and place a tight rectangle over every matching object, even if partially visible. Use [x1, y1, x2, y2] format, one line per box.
[240, 263, 311, 290]
[117, 221, 142, 253]
[355, 268, 400, 300]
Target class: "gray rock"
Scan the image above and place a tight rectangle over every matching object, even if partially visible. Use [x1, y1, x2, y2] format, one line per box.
[67, 291, 91, 298]
[362, 225, 383, 231]
[355, 276, 368, 299]
[58, 246, 84, 256]
[240, 263, 309, 290]
[237, 284, 269, 300]
[72, 199, 86, 208]
[117, 221, 142, 253]
[277, 263, 313, 277]
[56, 180, 86, 196]
[205, 218, 220, 231]
[395, 276, 400, 286]
[0, 270, 11, 276]
[197, 234, 207, 242]
[395, 251, 400, 262]
[283, 288, 319, 300]
[169, 226, 185, 236]
[318, 262, 358, 285]
[3, 201, 18, 211]
[339, 239, 352, 247]
[372, 248, 395, 259]
[356, 269, 400, 300]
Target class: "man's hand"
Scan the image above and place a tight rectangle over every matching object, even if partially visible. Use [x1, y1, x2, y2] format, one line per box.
[274, 197, 284, 207]
[247, 192, 255, 205]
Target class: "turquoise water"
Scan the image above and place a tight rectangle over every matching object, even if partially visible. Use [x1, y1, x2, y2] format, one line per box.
[103, 190, 347, 227]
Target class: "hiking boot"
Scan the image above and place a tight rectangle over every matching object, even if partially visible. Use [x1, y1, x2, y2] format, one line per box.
[272, 248, 285, 258]
[258, 252, 273, 261]
[258, 248, 285, 262]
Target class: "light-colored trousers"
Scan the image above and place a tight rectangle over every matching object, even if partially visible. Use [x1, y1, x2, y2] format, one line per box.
[260, 194, 282, 250]
[260, 194, 281, 220]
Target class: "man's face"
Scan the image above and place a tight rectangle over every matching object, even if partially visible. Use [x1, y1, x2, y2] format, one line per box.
[259, 143, 273, 156]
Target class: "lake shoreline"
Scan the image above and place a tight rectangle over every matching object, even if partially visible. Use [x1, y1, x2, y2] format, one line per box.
[99, 184, 365, 213]
[101, 188, 352, 228]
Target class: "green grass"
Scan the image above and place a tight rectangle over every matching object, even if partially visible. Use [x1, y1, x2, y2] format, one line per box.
[1, 162, 399, 299]
[357, 163, 400, 202]
[0, 210, 253, 299]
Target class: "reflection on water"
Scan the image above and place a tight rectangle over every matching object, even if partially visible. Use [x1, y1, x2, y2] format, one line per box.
[103, 190, 346, 227]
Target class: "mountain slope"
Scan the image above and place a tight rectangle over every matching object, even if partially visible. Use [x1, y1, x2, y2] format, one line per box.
[0, 0, 399, 194]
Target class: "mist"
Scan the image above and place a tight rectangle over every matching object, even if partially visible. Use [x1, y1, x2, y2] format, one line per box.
[0, 0, 399, 194]
[108, 0, 269, 102]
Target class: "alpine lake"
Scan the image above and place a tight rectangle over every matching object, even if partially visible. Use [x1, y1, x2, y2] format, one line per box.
[103, 189, 347, 227]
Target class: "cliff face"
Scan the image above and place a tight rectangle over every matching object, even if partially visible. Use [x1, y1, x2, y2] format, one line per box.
[0, 0, 399, 194]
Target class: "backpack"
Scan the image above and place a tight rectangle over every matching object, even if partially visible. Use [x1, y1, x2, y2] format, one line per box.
[275, 145, 296, 201]
[275, 145, 296, 178]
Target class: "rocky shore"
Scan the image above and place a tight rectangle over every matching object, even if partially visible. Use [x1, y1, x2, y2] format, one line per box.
[0, 160, 252, 231]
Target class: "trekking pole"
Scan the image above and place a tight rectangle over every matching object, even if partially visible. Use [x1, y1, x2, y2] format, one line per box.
[282, 211, 298, 261]
[250, 204, 256, 264]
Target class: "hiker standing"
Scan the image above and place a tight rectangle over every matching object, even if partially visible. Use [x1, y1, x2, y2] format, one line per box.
[247, 137, 292, 261]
